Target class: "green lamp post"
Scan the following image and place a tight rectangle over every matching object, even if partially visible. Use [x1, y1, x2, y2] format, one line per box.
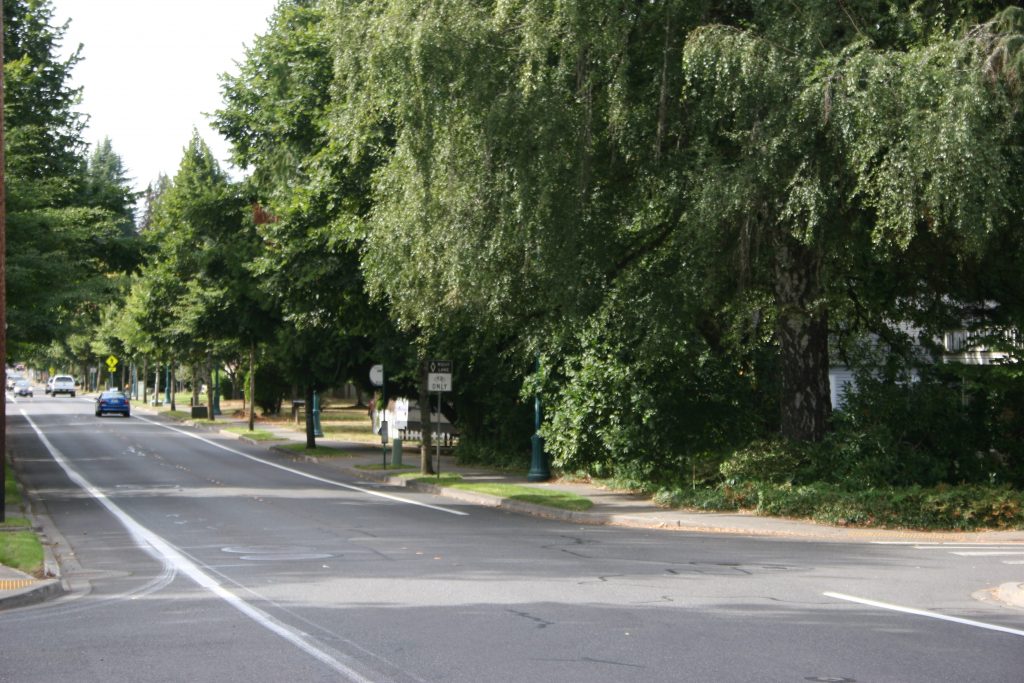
[213, 367, 221, 415]
[527, 357, 550, 482]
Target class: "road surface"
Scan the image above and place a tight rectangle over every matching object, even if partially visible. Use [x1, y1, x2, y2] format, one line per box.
[3, 396, 1023, 682]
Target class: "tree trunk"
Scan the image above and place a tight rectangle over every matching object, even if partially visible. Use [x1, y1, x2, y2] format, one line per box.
[247, 343, 256, 431]
[170, 363, 177, 412]
[305, 382, 316, 449]
[154, 361, 161, 405]
[418, 355, 435, 475]
[774, 236, 831, 442]
[205, 357, 215, 423]
[142, 357, 148, 404]
[191, 363, 200, 407]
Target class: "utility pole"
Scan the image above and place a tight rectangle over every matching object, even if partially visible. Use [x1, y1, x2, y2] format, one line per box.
[1, 7, 8, 523]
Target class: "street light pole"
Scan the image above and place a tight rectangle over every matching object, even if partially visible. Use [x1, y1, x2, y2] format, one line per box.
[527, 356, 550, 482]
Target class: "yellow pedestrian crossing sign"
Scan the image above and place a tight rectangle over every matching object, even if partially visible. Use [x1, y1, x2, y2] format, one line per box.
[106, 355, 118, 373]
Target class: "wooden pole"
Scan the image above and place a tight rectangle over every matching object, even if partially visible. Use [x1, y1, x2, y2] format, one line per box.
[1, 7, 9, 522]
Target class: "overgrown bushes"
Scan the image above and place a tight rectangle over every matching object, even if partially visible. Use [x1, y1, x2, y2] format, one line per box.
[654, 481, 1024, 530]
[552, 362, 1024, 530]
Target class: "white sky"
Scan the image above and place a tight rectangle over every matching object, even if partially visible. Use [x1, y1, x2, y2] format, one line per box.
[50, 0, 281, 193]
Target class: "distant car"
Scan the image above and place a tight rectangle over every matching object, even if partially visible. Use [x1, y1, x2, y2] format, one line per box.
[7, 373, 23, 390]
[13, 379, 33, 397]
[95, 390, 130, 417]
[51, 375, 76, 397]
[45, 377, 55, 394]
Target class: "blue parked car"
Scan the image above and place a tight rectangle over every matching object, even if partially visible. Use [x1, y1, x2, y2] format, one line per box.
[95, 390, 131, 417]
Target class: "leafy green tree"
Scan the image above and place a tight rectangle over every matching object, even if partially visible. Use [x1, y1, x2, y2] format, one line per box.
[330, 0, 1024, 492]
[216, 0, 384, 445]
[134, 132, 269, 419]
[679, 2, 1023, 441]
[330, 0, 733, 470]
[4, 0, 141, 362]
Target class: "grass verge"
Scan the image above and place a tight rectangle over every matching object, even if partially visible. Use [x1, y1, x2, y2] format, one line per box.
[4, 459, 20, 507]
[277, 443, 353, 456]
[319, 422, 382, 444]
[355, 463, 417, 471]
[223, 427, 281, 441]
[403, 474, 593, 511]
[0, 530, 44, 575]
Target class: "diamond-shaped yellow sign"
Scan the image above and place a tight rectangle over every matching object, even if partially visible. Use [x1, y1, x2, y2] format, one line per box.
[105, 355, 118, 372]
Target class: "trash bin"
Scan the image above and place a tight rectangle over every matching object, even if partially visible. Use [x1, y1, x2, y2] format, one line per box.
[191, 405, 209, 419]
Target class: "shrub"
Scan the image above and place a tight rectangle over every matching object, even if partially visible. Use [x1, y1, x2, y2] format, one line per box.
[719, 440, 809, 485]
[657, 480, 1024, 530]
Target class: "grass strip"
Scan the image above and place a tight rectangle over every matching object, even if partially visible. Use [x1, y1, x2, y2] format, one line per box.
[1, 517, 31, 528]
[319, 423, 381, 444]
[403, 474, 593, 511]
[4, 459, 21, 506]
[223, 427, 281, 441]
[277, 443, 353, 456]
[0, 530, 44, 575]
[355, 463, 417, 471]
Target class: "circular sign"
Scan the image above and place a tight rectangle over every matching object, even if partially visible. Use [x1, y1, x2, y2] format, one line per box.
[369, 364, 384, 387]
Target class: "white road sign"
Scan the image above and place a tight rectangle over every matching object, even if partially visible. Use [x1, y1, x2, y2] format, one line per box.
[428, 360, 452, 392]
[428, 372, 451, 392]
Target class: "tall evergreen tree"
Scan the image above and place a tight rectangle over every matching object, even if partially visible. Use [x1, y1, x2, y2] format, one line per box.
[3, 0, 140, 358]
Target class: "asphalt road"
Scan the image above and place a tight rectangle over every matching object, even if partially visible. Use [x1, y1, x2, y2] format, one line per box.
[2, 396, 1024, 682]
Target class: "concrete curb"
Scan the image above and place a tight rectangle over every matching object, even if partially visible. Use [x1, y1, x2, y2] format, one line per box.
[2, 465, 67, 610]
[0, 518, 66, 614]
[0, 577, 63, 611]
[344, 469, 1024, 544]
[356, 472, 826, 537]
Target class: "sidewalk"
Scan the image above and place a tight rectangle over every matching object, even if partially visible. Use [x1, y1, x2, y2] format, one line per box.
[4, 400, 1023, 611]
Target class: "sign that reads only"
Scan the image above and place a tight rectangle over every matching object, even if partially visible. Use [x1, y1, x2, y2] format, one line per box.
[428, 359, 452, 392]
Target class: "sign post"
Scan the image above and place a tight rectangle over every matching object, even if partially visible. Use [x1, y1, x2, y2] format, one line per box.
[370, 365, 386, 468]
[105, 355, 118, 389]
[428, 361, 452, 476]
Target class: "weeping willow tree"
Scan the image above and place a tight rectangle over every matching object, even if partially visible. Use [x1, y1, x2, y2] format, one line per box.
[327, 0, 1023, 482]
[680, 3, 1024, 442]
[330, 0, 720, 469]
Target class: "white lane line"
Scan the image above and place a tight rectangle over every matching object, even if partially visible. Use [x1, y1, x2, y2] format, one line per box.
[872, 543, 1024, 548]
[913, 548, 1024, 552]
[21, 410, 376, 682]
[824, 592, 1024, 638]
[951, 551, 1024, 557]
[133, 414, 468, 516]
